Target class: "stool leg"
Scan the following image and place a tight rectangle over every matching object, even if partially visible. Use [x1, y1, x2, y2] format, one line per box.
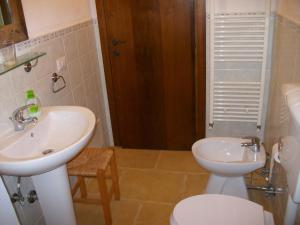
[110, 152, 120, 200]
[97, 170, 112, 225]
[78, 176, 87, 198]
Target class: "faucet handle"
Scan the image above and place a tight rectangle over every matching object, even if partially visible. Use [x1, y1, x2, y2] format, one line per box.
[10, 104, 38, 131]
[242, 136, 260, 144]
[241, 136, 261, 152]
[12, 104, 35, 120]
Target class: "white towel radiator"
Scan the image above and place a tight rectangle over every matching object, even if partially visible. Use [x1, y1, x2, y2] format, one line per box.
[208, 0, 271, 129]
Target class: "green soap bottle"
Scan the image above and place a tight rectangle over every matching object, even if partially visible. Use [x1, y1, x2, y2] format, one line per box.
[26, 90, 41, 117]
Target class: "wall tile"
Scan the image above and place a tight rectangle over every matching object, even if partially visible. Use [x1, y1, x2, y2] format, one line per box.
[57, 92, 74, 106]
[48, 38, 65, 60]
[68, 58, 83, 89]
[87, 26, 97, 51]
[9, 67, 37, 96]
[0, 72, 14, 103]
[80, 53, 93, 78]
[265, 15, 300, 225]
[276, 24, 297, 84]
[76, 28, 89, 56]
[292, 29, 300, 82]
[63, 32, 79, 62]
[33, 54, 55, 80]
[89, 50, 100, 75]
[72, 83, 87, 107]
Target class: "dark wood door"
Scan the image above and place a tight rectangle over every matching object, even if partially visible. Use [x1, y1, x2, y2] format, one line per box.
[97, 0, 205, 150]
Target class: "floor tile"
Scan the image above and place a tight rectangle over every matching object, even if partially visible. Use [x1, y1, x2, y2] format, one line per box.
[115, 149, 160, 169]
[75, 148, 277, 225]
[111, 200, 141, 225]
[135, 202, 174, 225]
[183, 174, 209, 198]
[75, 203, 104, 225]
[120, 169, 185, 203]
[156, 151, 207, 173]
[75, 200, 141, 225]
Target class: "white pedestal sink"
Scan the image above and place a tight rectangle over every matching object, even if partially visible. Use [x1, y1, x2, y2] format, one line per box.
[192, 137, 266, 199]
[0, 106, 96, 225]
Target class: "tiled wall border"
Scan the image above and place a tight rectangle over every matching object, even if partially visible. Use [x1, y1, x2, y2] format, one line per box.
[16, 19, 98, 52]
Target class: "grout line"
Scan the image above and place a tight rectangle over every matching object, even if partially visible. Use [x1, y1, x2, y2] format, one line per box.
[154, 150, 162, 169]
[120, 198, 175, 206]
[182, 175, 188, 199]
[132, 203, 143, 225]
[118, 166, 209, 175]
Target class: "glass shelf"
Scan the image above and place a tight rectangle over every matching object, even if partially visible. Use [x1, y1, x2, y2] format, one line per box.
[0, 52, 46, 75]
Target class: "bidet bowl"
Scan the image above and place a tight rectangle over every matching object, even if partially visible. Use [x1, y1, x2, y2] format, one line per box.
[192, 137, 266, 176]
[0, 106, 95, 176]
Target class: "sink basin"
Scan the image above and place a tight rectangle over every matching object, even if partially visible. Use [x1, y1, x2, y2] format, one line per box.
[0, 106, 95, 225]
[0, 106, 95, 176]
[192, 137, 266, 199]
[192, 137, 266, 176]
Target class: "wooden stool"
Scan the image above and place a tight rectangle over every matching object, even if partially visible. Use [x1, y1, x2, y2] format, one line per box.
[67, 147, 120, 225]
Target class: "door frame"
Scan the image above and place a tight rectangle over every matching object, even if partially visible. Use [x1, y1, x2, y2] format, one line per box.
[95, 0, 206, 146]
[194, 0, 206, 139]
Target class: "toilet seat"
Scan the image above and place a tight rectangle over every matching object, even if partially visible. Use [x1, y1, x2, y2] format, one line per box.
[171, 194, 274, 225]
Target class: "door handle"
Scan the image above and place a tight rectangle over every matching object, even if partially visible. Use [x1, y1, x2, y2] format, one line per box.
[112, 39, 126, 46]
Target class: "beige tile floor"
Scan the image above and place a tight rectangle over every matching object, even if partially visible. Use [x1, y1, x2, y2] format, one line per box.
[74, 149, 268, 225]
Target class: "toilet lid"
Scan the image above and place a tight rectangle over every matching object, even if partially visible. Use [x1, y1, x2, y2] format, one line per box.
[172, 194, 265, 225]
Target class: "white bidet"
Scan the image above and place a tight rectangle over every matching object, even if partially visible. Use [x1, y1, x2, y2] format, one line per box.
[192, 137, 266, 199]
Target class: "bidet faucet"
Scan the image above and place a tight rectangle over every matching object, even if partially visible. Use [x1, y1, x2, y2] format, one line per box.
[241, 136, 261, 153]
[10, 104, 38, 131]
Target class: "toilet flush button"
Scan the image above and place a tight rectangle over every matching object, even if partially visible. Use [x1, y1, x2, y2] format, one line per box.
[172, 194, 265, 225]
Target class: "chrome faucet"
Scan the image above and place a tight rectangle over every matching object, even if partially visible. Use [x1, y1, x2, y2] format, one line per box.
[10, 104, 38, 131]
[241, 136, 261, 152]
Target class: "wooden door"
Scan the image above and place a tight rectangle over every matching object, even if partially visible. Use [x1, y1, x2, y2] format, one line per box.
[96, 0, 205, 150]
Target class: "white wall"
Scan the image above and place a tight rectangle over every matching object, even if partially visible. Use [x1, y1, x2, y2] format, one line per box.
[206, 0, 278, 13]
[21, 0, 91, 38]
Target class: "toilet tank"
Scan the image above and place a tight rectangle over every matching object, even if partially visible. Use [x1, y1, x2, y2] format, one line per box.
[280, 84, 300, 203]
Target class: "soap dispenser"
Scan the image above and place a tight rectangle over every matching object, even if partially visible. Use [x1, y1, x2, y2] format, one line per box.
[25, 90, 41, 117]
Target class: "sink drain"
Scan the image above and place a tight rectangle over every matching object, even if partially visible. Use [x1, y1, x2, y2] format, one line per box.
[42, 149, 55, 155]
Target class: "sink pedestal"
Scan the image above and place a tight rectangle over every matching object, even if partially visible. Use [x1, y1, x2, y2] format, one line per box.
[0, 177, 20, 225]
[206, 174, 249, 199]
[32, 165, 77, 225]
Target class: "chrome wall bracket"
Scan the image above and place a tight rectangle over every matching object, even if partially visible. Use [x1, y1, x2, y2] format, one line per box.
[24, 58, 39, 73]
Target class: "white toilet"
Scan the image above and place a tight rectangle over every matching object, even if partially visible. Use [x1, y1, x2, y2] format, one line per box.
[170, 194, 274, 225]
